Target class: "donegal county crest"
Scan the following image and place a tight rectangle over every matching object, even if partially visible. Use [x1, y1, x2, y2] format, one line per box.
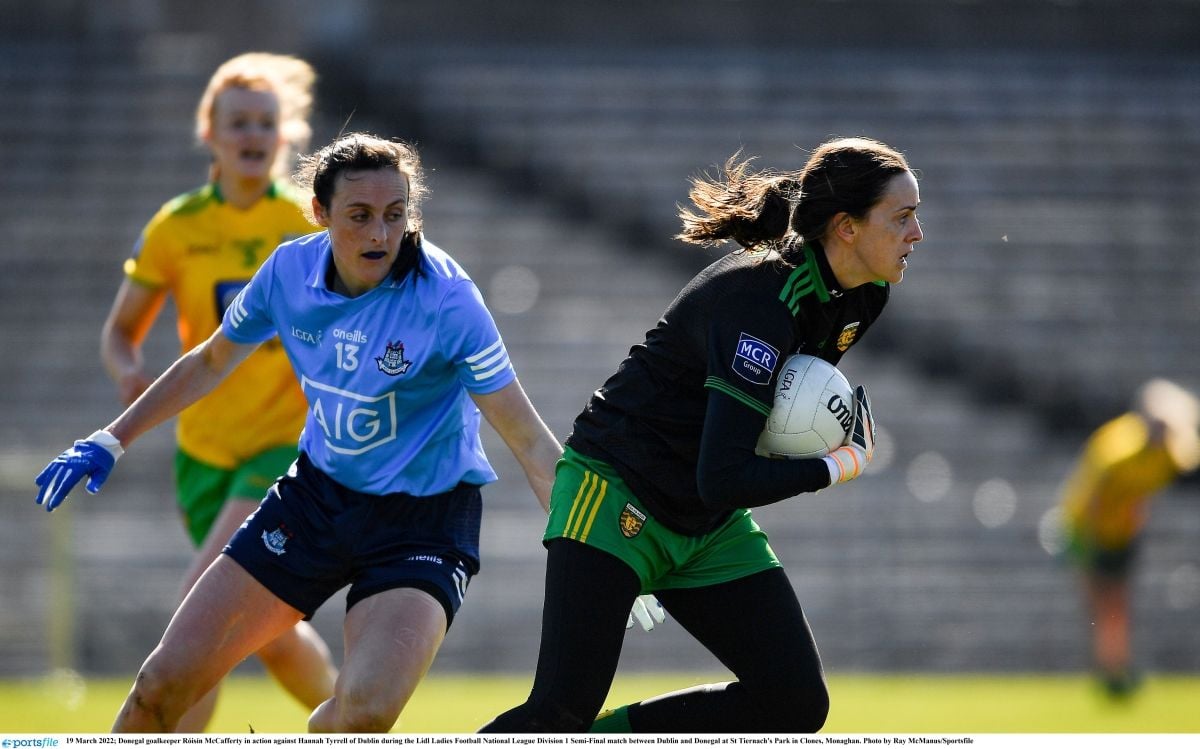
[261, 524, 292, 556]
[618, 503, 647, 539]
[836, 322, 861, 352]
[375, 340, 413, 376]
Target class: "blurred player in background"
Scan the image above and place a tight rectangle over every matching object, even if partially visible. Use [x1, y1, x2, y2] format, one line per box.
[38, 132, 562, 732]
[97, 52, 336, 729]
[1057, 377, 1200, 697]
[482, 137, 922, 733]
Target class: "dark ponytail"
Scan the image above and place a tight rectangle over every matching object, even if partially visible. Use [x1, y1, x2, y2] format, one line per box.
[677, 138, 911, 259]
[676, 154, 799, 250]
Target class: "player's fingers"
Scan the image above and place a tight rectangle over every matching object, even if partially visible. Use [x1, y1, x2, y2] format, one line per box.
[86, 467, 110, 495]
[855, 386, 873, 425]
[34, 464, 56, 496]
[648, 597, 666, 625]
[35, 465, 65, 506]
[852, 387, 875, 447]
[632, 601, 652, 631]
[630, 596, 662, 631]
[843, 398, 860, 448]
[39, 467, 75, 511]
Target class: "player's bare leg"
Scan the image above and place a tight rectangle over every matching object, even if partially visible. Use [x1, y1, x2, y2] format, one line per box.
[113, 556, 304, 732]
[1086, 574, 1136, 695]
[174, 500, 337, 731]
[308, 588, 446, 732]
[256, 619, 337, 705]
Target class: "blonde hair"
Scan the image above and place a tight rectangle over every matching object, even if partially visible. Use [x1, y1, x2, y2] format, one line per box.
[1136, 378, 1200, 472]
[195, 52, 317, 178]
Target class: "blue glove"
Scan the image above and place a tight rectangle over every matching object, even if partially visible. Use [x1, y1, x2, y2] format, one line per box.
[34, 430, 124, 511]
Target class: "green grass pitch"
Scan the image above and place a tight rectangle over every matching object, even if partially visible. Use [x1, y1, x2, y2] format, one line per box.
[0, 672, 1197, 733]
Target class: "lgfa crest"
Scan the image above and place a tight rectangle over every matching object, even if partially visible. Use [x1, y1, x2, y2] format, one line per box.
[836, 322, 861, 352]
[261, 523, 293, 556]
[618, 503, 647, 539]
[375, 340, 413, 376]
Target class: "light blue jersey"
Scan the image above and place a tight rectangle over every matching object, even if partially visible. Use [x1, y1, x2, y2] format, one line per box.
[222, 231, 515, 496]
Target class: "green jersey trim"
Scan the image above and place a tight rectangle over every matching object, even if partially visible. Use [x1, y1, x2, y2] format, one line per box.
[166, 184, 217, 217]
[704, 376, 771, 417]
[171, 180, 294, 216]
[778, 244, 831, 315]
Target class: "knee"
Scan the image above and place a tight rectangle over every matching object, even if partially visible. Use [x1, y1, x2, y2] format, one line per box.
[743, 675, 829, 733]
[789, 682, 830, 733]
[325, 683, 405, 733]
[774, 682, 830, 733]
[123, 659, 196, 725]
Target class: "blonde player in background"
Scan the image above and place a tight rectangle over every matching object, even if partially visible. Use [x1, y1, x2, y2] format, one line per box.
[98, 52, 337, 729]
[1058, 378, 1200, 697]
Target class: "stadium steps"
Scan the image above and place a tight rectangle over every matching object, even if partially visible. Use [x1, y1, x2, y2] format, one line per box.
[380, 47, 1200, 417]
[3, 31, 1200, 678]
[358, 43, 1200, 673]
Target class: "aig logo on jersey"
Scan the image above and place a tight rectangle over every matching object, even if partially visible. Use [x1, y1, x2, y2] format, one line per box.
[732, 333, 779, 385]
[301, 376, 398, 455]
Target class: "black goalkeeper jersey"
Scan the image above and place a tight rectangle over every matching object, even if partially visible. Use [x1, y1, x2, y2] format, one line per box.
[566, 244, 888, 535]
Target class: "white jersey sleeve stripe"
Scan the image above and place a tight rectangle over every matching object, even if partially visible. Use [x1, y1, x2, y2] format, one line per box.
[469, 346, 508, 372]
[474, 358, 511, 382]
[464, 338, 504, 364]
[229, 294, 247, 327]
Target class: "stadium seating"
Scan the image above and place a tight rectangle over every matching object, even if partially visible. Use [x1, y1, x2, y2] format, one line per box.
[368, 46, 1200, 425]
[2, 3, 1199, 679]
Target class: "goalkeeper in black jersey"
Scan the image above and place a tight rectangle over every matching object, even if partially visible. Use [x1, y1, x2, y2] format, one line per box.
[482, 137, 923, 733]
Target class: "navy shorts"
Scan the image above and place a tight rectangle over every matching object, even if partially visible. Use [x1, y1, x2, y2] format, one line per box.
[224, 453, 481, 626]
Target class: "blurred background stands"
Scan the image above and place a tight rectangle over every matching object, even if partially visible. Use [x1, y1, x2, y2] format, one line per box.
[1, 0, 1198, 679]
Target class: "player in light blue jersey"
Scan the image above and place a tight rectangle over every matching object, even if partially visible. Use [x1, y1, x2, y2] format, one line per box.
[227, 227, 518, 497]
[35, 133, 563, 732]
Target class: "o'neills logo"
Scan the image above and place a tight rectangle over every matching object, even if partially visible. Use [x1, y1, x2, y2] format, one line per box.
[827, 394, 854, 432]
[333, 328, 369, 343]
[619, 503, 647, 539]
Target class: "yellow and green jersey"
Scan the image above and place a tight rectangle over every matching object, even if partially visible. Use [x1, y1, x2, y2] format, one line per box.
[125, 181, 318, 468]
[1060, 412, 1180, 549]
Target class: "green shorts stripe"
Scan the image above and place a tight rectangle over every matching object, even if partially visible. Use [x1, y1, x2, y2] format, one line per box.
[563, 470, 610, 543]
[545, 447, 781, 592]
[174, 445, 298, 547]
